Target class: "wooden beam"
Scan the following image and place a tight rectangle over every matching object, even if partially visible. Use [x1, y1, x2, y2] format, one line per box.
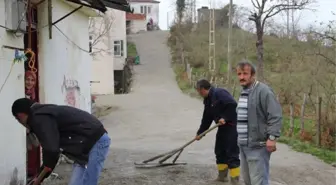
[48, 0, 52, 39]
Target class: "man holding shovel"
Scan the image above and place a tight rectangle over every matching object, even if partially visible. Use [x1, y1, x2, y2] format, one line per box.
[11, 98, 111, 185]
[195, 79, 240, 185]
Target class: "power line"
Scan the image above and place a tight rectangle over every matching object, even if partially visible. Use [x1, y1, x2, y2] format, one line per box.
[53, 24, 90, 53]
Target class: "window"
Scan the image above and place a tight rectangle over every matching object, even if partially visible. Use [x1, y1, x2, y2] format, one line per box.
[148, 6, 151, 14]
[89, 35, 93, 53]
[144, 6, 147, 14]
[140, 6, 144, 14]
[114, 40, 124, 56]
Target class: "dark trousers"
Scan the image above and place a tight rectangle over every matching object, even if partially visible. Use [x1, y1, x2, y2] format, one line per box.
[214, 126, 240, 169]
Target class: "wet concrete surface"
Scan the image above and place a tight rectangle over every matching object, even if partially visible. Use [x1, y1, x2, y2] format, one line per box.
[45, 31, 335, 185]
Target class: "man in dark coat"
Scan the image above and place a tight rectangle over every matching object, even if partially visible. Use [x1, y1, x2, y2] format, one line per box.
[195, 79, 240, 185]
[11, 98, 111, 185]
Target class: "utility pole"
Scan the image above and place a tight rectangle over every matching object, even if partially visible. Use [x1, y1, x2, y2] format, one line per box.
[226, 0, 233, 90]
[286, 0, 290, 37]
[167, 11, 169, 29]
[193, 0, 197, 23]
[208, 0, 216, 82]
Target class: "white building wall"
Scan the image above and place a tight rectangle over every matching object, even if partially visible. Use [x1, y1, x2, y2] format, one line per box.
[38, 0, 92, 112]
[91, 12, 115, 95]
[130, 2, 160, 25]
[110, 9, 127, 70]
[0, 0, 26, 184]
[130, 19, 147, 34]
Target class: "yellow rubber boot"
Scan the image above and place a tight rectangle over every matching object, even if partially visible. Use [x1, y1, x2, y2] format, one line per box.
[216, 164, 229, 182]
[229, 167, 240, 185]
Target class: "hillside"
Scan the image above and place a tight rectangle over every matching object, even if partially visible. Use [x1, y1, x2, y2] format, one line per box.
[167, 24, 335, 162]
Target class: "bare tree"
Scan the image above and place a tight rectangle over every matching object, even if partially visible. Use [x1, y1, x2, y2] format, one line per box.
[248, 0, 314, 81]
[89, 13, 114, 58]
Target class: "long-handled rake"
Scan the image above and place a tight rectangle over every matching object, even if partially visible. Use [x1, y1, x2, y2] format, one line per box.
[134, 123, 221, 168]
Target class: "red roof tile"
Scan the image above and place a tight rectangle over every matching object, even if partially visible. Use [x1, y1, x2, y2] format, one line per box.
[126, 13, 146, 20]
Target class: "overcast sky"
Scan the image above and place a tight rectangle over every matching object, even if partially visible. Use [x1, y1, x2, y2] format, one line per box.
[158, 0, 336, 30]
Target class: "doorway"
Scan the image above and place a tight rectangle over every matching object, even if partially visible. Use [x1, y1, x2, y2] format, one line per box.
[24, 6, 40, 180]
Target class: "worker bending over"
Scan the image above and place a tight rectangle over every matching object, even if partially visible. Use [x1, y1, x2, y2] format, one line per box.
[195, 79, 240, 185]
[11, 98, 111, 185]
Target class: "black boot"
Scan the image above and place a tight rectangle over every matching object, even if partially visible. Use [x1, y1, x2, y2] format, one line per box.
[216, 169, 229, 182]
[230, 176, 240, 185]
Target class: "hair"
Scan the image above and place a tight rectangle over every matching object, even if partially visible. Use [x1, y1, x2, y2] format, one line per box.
[236, 59, 257, 75]
[12, 98, 35, 116]
[196, 79, 212, 90]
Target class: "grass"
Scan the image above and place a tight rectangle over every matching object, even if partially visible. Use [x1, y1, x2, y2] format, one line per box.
[278, 136, 336, 164]
[172, 63, 336, 164]
[127, 42, 137, 57]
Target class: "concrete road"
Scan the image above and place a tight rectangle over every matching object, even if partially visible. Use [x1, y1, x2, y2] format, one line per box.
[47, 31, 335, 185]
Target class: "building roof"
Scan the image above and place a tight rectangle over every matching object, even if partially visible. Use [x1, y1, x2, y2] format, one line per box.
[66, 0, 133, 13]
[129, 0, 160, 4]
[126, 13, 146, 20]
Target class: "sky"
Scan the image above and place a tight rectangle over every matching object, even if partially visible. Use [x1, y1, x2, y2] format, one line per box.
[158, 0, 336, 30]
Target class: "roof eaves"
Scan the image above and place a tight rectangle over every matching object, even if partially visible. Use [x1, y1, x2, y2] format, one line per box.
[101, 0, 134, 12]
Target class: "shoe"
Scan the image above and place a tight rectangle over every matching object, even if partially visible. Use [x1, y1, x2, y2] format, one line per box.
[216, 169, 229, 182]
[230, 176, 240, 185]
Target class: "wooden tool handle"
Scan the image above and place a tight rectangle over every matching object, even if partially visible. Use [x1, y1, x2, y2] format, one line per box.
[177, 123, 221, 150]
[142, 123, 220, 163]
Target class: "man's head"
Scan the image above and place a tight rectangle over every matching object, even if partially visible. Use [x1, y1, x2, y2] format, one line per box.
[236, 60, 256, 88]
[12, 98, 35, 127]
[196, 79, 212, 98]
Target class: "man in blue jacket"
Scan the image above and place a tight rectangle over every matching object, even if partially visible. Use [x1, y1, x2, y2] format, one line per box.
[195, 79, 240, 185]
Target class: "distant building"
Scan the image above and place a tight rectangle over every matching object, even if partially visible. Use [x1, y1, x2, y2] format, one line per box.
[126, 13, 147, 34]
[197, 6, 229, 28]
[129, 0, 160, 29]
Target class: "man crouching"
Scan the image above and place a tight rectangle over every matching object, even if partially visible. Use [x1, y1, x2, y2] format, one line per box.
[12, 98, 111, 185]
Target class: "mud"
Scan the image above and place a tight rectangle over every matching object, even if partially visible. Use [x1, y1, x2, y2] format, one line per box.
[44, 31, 335, 185]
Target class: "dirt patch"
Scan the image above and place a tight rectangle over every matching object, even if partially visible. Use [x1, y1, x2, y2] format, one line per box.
[92, 105, 118, 118]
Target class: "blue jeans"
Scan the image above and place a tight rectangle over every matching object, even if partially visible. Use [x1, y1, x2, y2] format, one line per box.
[240, 146, 271, 185]
[68, 133, 111, 185]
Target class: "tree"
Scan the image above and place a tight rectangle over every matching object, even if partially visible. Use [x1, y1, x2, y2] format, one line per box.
[248, 0, 314, 81]
[176, 0, 186, 24]
[89, 12, 114, 58]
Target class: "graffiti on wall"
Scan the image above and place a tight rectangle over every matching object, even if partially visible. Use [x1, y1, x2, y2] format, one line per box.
[61, 75, 81, 108]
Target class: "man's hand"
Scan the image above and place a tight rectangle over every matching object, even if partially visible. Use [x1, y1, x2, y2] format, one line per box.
[195, 135, 202, 141]
[266, 139, 277, 152]
[218, 118, 226, 125]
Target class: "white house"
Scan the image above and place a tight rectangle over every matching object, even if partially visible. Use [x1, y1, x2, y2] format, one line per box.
[0, 0, 130, 183]
[90, 8, 127, 95]
[110, 9, 127, 71]
[126, 13, 147, 34]
[90, 11, 115, 95]
[129, 0, 160, 27]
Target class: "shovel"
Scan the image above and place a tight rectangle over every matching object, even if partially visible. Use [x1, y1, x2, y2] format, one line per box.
[134, 123, 221, 168]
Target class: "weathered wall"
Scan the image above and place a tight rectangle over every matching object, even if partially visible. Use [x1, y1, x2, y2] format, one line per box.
[130, 2, 160, 26]
[110, 9, 127, 70]
[38, 0, 92, 112]
[91, 11, 115, 95]
[0, 0, 26, 184]
[130, 19, 147, 34]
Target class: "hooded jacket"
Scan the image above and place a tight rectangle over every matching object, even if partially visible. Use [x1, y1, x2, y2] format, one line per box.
[28, 103, 107, 170]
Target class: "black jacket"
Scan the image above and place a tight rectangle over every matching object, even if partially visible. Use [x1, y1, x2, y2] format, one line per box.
[197, 87, 237, 135]
[28, 103, 107, 170]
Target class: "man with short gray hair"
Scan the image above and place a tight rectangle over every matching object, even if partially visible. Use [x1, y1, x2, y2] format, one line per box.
[235, 60, 282, 185]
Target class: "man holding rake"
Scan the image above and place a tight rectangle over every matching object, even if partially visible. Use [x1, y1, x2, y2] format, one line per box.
[195, 79, 240, 185]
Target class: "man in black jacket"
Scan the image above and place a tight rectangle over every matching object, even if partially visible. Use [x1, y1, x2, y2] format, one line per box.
[195, 79, 240, 185]
[11, 98, 111, 185]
